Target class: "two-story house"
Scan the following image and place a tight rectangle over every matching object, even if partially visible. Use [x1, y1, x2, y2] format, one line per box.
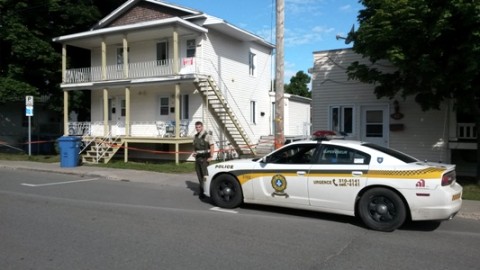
[311, 48, 477, 176]
[53, 0, 284, 164]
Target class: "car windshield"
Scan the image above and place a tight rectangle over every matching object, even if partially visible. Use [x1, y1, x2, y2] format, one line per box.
[362, 143, 419, 163]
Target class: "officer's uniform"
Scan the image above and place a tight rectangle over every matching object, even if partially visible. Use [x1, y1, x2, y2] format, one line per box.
[193, 130, 214, 195]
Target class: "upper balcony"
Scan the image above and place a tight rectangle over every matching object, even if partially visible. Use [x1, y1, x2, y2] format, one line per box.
[63, 57, 198, 85]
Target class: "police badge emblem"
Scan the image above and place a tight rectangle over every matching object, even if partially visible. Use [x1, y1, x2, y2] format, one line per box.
[377, 157, 384, 164]
[271, 174, 289, 197]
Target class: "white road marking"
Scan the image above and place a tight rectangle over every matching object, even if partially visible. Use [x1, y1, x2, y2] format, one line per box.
[210, 207, 238, 214]
[21, 178, 100, 187]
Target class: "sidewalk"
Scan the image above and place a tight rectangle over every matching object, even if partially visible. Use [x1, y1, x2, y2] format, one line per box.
[0, 160, 478, 220]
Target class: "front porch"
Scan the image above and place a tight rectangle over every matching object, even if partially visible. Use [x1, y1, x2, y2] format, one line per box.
[69, 120, 194, 164]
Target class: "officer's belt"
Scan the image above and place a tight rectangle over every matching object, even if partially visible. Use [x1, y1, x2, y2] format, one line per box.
[196, 150, 210, 154]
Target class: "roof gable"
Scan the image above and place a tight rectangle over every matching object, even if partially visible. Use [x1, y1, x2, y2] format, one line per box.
[93, 0, 200, 30]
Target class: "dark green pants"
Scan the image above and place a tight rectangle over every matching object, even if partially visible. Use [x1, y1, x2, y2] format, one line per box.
[195, 156, 209, 192]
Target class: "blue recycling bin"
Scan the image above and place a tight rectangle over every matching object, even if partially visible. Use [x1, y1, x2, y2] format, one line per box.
[57, 136, 82, 167]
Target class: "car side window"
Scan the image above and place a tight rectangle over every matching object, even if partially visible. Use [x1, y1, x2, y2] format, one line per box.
[268, 144, 317, 164]
[316, 145, 370, 165]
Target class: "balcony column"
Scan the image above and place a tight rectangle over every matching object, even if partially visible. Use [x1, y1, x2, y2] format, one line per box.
[175, 83, 180, 164]
[103, 88, 109, 136]
[173, 27, 179, 75]
[101, 38, 107, 80]
[62, 44, 66, 83]
[123, 35, 129, 78]
[125, 87, 130, 136]
[63, 90, 69, 135]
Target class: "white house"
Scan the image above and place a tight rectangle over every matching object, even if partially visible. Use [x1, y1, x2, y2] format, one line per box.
[311, 49, 476, 175]
[52, 0, 311, 164]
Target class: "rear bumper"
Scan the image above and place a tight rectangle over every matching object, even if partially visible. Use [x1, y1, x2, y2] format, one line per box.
[409, 182, 463, 221]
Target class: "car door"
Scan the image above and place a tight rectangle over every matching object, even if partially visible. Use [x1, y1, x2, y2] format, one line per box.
[252, 143, 317, 206]
[308, 144, 371, 212]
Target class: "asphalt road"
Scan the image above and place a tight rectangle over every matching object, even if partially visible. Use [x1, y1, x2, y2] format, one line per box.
[1, 168, 479, 270]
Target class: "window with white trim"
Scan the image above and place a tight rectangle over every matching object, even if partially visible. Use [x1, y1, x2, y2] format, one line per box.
[159, 97, 169, 115]
[179, 94, 189, 120]
[250, 100, 256, 124]
[156, 41, 169, 65]
[116, 47, 129, 69]
[330, 106, 353, 135]
[249, 52, 256, 76]
[186, 39, 196, 58]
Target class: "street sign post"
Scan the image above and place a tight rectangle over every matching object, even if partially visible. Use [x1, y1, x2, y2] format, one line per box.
[25, 96, 34, 156]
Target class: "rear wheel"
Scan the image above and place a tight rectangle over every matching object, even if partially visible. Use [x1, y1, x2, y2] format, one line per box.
[358, 188, 406, 232]
[211, 174, 243, 209]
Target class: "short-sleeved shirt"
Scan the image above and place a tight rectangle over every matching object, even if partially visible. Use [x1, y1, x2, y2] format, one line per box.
[193, 130, 214, 151]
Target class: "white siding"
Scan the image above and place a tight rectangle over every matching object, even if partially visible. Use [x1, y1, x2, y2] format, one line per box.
[311, 49, 451, 162]
[200, 29, 273, 143]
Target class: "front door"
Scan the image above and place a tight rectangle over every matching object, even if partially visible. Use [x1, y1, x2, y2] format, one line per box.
[360, 105, 389, 147]
[110, 96, 126, 136]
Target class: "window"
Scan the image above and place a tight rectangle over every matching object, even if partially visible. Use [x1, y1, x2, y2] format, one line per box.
[159, 97, 169, 115]
[157, 41, 169, 65]
[330, 106, 353, 134]
[179, 94, 189, 120]
[317, 145, 370, 165]
[120, 99, 126, 117]
[365, 110, 383, 137]
[108, 98, 113, 121]
[250, 100, 256, 124]
[249, 52, 256, 76]
[116, 48, 129, 69]
[186, 39, 196, 58]
[267, 144, 318, 164]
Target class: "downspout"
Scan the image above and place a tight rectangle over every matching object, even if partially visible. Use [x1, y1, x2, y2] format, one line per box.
[62, 44, 68, 135]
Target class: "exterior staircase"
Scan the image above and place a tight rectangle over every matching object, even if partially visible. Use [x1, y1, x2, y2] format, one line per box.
[194, 76, 256, 156]
[81, 135, 123, 164]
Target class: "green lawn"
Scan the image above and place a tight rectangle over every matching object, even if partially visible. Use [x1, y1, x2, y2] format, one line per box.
[0, 153, 478, 200]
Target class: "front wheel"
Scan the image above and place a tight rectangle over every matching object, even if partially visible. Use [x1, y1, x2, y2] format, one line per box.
[210, 174, 243, 209]
[358, 188, 406, 232]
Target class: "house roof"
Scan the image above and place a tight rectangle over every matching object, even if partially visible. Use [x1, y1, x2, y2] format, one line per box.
[52, 0, 274, 49]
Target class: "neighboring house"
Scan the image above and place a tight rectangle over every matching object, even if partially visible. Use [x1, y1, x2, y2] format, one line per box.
[52, 0, 310, 164]
[0, 97, 61, 154]
[311, 49, 476, 175]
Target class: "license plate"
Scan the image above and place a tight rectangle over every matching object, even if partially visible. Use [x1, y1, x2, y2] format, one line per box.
[452, 193, 461, 201]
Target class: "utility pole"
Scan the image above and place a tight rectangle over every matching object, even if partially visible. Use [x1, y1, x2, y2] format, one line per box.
[275, 0, 285, 149]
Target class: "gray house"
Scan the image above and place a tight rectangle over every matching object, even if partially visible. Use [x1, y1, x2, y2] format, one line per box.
[311, 49, 476, 176]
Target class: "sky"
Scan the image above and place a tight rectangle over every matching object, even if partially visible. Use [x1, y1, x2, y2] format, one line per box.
[167, 0, 363, 82]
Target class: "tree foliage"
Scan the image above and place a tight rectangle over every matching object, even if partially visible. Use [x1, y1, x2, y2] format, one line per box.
[347, 0, 480, 181]
[0, 0, 122, 107]
[285, 71, 311, 98]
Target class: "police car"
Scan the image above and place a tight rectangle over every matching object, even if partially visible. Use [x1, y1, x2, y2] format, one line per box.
[203, 139, 463, 231]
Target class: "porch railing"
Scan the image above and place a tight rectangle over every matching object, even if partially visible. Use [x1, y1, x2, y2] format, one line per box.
[64, 58, 197, 84]
[457, 123, 477, 139]
[68, 121, 191, 138]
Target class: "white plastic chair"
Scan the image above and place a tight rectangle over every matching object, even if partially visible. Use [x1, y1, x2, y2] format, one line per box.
[156, 121, 166, 137]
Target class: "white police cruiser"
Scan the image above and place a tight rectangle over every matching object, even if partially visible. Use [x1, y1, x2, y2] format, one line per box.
[203, 138, 462, 231]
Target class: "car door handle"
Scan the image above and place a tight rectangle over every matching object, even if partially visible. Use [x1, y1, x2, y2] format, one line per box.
[352, 171, 363, 176]
[297, 171, 306, 176]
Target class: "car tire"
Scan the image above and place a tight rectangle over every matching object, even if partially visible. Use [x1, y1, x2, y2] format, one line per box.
[211, 174, 243, 209]
[358, 188, 406, 232]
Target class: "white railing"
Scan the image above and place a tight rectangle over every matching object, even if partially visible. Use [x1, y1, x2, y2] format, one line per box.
[457, 123, 476, 139]
[64, 58, 197, 84]
[73, 121, 190, 138]
[68, 122, 91, 136]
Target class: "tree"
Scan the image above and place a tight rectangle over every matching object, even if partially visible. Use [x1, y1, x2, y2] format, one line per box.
[347, 0, 480, 183]
[0, 0, 122, 109]
[284, 71, 311, 98]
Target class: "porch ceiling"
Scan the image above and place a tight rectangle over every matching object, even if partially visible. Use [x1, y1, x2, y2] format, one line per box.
[53, 18, 207, 49]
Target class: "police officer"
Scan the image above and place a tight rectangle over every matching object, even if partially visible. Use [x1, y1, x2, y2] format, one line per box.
[193, 121, 214, 198]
